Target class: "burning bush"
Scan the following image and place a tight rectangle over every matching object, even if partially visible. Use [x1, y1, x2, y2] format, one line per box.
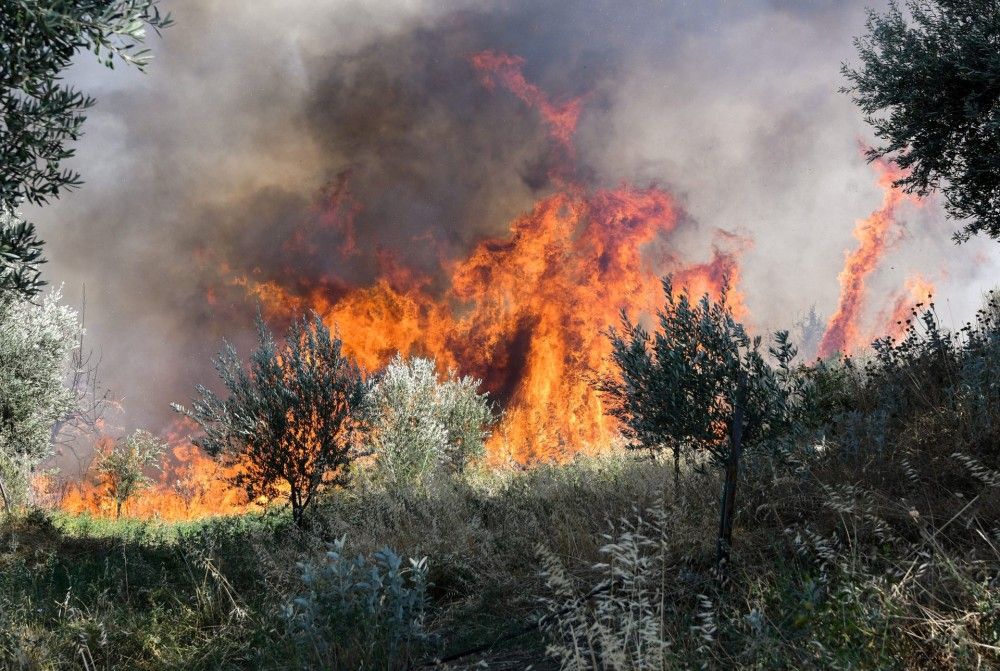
[174, 312, 366, 527]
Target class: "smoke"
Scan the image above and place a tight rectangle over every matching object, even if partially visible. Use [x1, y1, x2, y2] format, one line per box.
[27, 0, 1000, 436]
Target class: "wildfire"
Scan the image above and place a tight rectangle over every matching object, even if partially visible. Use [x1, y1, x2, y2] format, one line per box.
[56, 419, 252, 520]
[54, 50, 749, 518]
[884, 274, 936, 340]
[232, 52, 743, 462]
[818, 159, 919, 357]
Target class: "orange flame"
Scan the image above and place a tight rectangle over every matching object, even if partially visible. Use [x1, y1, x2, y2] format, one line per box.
[884, 274, 936, 340]
[53, 51, 751, 519]
[57, 420, 253, 520]
[231, 53, 744, 462]
[471, 50, 584, 150]
[237, 185, 741, 462]
[818, 159, 918, 357]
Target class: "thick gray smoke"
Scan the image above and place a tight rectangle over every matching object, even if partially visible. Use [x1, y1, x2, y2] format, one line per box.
[27, 0, 1000, 436]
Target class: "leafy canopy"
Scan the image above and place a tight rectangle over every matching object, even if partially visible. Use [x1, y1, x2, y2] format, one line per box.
[174, 313, 366, 526]
[844, 0, 1000, 241]
[1, 0, 170, 297]
[599, 277, 794, 464]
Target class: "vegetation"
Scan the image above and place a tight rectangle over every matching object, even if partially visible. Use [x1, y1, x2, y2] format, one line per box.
[0, 288, 80, 510]
[285, 537, 432, 668]
[0, 291, 998, 669]
[364, 355, 494, 487]
[1, 0, 170, 298]
[98, 429, 166, 518]
[600, 278, 794, 563]
[174, 313, 367, 528]
[4, 3, 1000, 669]
[845, 0, 1000, 241]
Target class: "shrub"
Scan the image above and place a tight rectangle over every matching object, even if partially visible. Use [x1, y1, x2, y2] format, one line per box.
[175, 313, 366, 527]
[0, 288, 79, 509]
[599, 276, 795, 563]
[284, 537, 433, 669]
[364, 355, 493, 486]
[819, 290, 1000, 485]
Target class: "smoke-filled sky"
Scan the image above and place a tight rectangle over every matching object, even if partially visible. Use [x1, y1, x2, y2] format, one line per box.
[27, 0, 1000, 435]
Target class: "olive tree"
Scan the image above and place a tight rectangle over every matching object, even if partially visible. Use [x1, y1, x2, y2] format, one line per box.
[99, 429, 165, 518]
[1, 0, 170, 298]
[174, 313, 366, 527]
[364, 356, 493, 486]
[599, 277, 794, 564]
[845, 0, 1000, 242]
[0, 288, 80, 509]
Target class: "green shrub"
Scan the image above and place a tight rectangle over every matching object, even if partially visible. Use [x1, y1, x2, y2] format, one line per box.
[364, 355, 493, 487]
[284, 537, 434, 669]
[99, 429, 167, 518]
[175, 312, 367, 527]
[0, 288, 79, 509]
[599, 276, 796, 563]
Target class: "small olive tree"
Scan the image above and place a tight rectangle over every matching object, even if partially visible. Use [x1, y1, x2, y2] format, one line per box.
[599, 277, 794, 564]
[174, 313, 366, 527]
[99, 429, 165, 518]
[364, 356, 493, 486]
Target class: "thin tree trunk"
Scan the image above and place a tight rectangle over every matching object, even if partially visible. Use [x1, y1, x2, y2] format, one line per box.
[716, 376, 747, 567]
[116, 498, 122, 519]
[673, 442, 681, 495]
[291, 486, 305, 528]
[0, 474, 10, 513]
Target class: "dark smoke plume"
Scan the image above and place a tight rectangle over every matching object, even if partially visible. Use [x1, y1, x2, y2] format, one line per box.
[28, 0, 999, 437]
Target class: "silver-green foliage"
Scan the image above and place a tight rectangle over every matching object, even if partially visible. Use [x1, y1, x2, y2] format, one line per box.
[0, 288, 79, 507]
[1, 1, 170, 298]
[365, 356, 493, 485]
[285, 537, 432, 669]
[539, 507, 675, 671]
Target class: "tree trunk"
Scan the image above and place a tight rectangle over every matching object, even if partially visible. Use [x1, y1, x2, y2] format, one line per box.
[716, 377, 747, 567]
[673, 442, 681, 496]
[0, 474, 10, 513]
[290, 486, 305, 528]
[116, 498, 122, 519]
